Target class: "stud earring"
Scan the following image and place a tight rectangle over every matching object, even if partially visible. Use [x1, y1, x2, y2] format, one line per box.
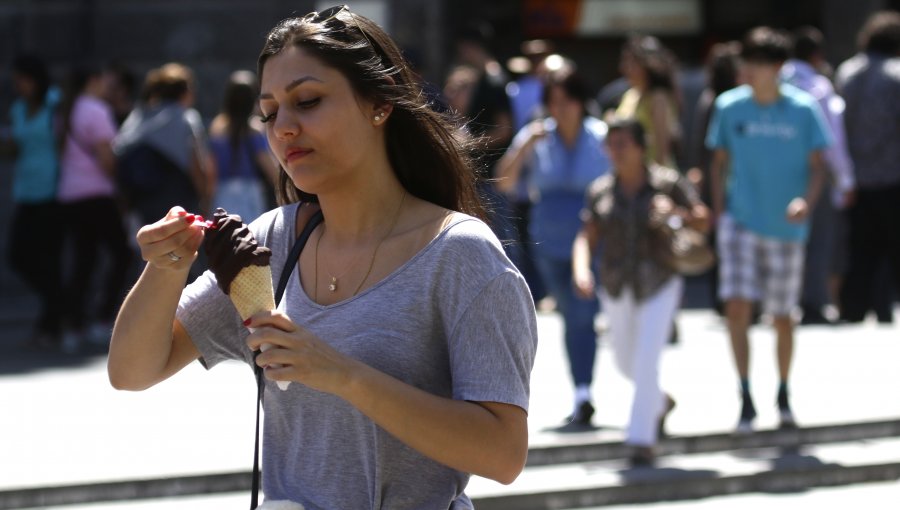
[374, 112, 385, 122]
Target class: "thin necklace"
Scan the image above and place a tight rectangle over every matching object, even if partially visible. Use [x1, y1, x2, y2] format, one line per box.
[314, 190, 406, 301]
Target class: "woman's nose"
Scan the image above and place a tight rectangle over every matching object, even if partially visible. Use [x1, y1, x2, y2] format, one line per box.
[273, 111, 299, 139]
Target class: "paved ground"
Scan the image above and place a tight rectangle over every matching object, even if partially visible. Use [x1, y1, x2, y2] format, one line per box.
[1, 165, 899, 507]
[1, 294, 899, 505]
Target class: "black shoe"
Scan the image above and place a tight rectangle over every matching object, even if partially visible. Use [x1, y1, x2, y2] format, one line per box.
[567, 401, 595, 426]
[629, 446, 655, 468]
[657, 394, 676, 439]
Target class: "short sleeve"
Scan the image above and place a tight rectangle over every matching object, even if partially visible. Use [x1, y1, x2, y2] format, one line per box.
[448, 271, 537, 412]
[705, 98, 727, 150]
[80, 101, 117, 144]
[176, 270, 251, 369]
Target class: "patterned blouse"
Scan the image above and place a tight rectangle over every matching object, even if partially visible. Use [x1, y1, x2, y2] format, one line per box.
[582, 164, 701, 300]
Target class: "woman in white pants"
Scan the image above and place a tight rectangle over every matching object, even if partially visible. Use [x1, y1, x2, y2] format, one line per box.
[573, 118, 709, 466]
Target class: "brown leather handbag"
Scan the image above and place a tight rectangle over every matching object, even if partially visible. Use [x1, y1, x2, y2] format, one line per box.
[652, 209, 715, 276]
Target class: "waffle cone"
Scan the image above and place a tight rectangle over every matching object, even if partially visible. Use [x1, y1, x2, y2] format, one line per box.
[229, 264, 276, 320]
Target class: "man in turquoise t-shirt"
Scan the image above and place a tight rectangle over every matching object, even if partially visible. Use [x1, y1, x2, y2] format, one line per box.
[706, 27, 830, 435]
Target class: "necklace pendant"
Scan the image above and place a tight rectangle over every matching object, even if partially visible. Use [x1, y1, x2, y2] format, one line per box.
[329, 276, 338, 292]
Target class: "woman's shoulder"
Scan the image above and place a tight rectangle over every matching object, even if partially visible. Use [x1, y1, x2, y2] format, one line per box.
[428, 212, 507, 259]
[248, 203, 300, 254]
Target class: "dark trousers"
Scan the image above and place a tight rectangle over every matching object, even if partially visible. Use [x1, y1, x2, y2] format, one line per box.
[8, 201, 64, 336]
[840, 183, 900, 322]
[61, 197, 133, 330]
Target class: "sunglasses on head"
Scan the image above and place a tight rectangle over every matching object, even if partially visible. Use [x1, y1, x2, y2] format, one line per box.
[302, 4, 349, 24]
[301, 4, 375, 50]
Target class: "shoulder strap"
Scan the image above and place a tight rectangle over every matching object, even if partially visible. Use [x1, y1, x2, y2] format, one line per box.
[251, 205, 323, 509]
[275, 208, 324, 304]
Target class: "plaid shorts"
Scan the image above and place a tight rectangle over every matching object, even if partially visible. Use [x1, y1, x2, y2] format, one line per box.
[717, 215, 805, 317]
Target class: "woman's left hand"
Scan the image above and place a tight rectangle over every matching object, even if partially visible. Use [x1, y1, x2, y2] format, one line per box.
[245, 311, 356, 395]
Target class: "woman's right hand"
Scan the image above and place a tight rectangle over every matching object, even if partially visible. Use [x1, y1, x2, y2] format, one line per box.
[525, 120, 548, 146]
[136, 206, 206, 271]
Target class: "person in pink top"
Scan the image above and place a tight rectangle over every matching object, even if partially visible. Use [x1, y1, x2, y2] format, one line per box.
[57, 64, 133, 353]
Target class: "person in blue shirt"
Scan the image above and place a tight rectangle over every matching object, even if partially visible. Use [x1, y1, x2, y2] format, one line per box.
[498, 68, 611, 428]
[706, 27, 829, 434]
[5, 55, 65, 349]
[209, 70, 279, 223]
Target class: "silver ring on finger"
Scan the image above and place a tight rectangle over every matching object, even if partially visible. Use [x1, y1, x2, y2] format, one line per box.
[166, 251, 183, 262]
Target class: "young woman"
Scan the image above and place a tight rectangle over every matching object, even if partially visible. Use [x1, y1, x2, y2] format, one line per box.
[616, 35, 682, 168]
[209, 70, 279, 222]
[496, 68, 610, 428]
[573, 118, 709, 466]
[6, 55, 64, 348]
[108, 6, 537, 508]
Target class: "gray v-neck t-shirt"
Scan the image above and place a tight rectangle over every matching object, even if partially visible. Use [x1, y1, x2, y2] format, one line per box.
[176, 203, 538, 509]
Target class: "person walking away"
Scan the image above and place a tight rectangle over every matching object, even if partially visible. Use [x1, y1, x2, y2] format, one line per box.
[5, 55, 64, 349]
[685, 42, 743, 314]
[781, 26, 856, 325]
[834, 10, 900, 323]
[573, 118, 709, 465]
[209, 70, 279, 222]
[706, 27, 830, 433]
[497, 68, 610, 428]
[455, 21, 517, 247]
[616, 35, 682, 169]
[57, 64, 133, 352]
[113, 63, 214, 226]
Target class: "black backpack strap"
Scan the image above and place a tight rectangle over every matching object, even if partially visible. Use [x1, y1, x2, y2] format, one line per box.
[251, 206, 323, 509]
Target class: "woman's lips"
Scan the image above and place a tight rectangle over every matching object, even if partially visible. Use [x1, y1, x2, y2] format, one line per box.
[285, 147, 312, 162]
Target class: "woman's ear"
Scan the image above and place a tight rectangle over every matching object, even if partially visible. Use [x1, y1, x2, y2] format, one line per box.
[372, 104, 393, 125]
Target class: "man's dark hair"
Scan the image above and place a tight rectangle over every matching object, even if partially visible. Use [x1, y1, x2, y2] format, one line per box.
[857, 10, 900, 55]
[742, 26, 792, 63]
[791, 26, 824, 62]
[606, 117, 646, 149]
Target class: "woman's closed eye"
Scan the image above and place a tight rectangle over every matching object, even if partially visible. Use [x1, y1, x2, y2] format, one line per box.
[259, 98, 321, 123]
[296, 97, 321, 109]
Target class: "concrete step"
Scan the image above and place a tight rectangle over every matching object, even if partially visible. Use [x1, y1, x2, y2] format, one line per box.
[467, 436, 900, 509]
[4, 419, 899, 510]
[526, 418, 900, 466]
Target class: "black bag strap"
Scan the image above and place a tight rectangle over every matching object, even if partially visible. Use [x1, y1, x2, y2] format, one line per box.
[251, 206, 323, 509]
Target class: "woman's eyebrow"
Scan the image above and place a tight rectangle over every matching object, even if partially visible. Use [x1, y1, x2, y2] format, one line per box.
[259, 75, 324, 99]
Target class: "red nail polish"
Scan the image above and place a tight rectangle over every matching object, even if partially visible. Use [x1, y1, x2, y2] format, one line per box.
[195, 215, 205, 223]
[184, 214, 195, 223]
[243, 318, 252, 327]
[176, 211, 188, 217]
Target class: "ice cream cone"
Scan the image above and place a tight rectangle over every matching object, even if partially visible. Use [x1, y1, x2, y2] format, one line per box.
[229, 264, 276, 321]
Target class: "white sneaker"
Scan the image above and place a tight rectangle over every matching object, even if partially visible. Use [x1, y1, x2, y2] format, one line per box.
[779, 408, 797, 429]
[735, 418, 754, 436]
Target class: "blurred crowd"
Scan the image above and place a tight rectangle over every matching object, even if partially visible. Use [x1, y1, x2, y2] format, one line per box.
[2, 7, 899, 466]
